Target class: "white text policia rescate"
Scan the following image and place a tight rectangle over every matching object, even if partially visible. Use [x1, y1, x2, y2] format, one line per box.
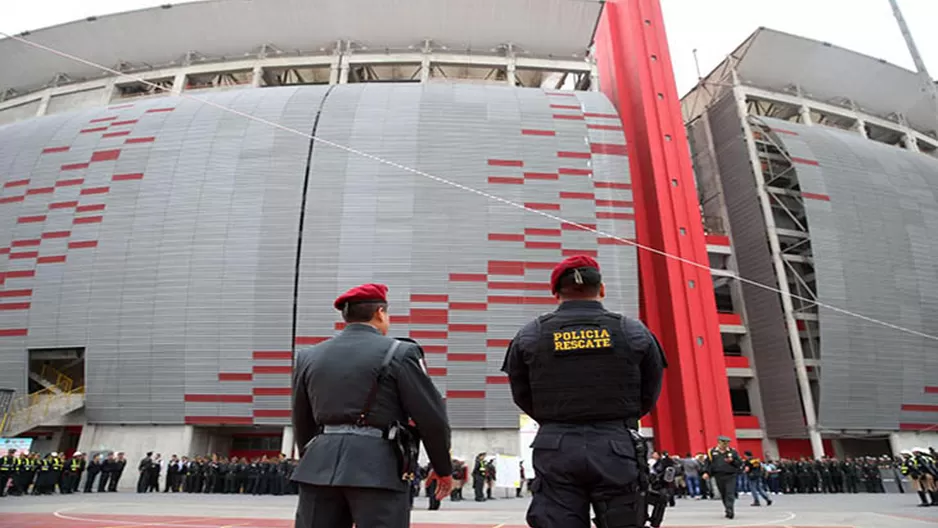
[553, 329, 613, 351]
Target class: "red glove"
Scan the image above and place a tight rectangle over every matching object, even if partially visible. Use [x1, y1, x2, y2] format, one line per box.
[435, 475, 453, 501]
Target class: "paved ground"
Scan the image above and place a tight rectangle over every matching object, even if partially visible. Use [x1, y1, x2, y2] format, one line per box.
[1, 491, 937, 527]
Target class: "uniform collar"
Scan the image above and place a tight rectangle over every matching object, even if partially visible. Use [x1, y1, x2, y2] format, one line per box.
[343, 323, 381, 334]
[556, 300, 604, 311]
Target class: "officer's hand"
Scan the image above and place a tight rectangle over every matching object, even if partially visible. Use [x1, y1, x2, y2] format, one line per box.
[702, 474, 709, 480]
[436, 475, 453, 501]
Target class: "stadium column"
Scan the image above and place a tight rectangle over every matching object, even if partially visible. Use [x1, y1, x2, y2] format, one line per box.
[593, 0, 736, 454]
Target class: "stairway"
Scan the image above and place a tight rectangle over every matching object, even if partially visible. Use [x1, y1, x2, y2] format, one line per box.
[0, 366, 85, 437]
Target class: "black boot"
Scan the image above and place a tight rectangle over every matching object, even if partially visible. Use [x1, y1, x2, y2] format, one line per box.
[929, 490, 938, 505]
[918, 491, 930, 506]
[487, 487, 493, 499]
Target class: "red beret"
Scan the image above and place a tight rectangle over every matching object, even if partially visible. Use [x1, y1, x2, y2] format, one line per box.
[333, 283, 389, 310]
[550, 255, 601, 293]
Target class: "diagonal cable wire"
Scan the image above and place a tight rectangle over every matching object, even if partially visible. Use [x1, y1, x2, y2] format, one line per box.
[3, 30, 938, 343]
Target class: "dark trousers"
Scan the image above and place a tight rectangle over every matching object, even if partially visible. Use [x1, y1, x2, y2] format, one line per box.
[97, 472, 110, 492]
[473, 477, 485, 501]
[427, 481, 440, 510]
[60, 471, 75, 494]
[84, 471, 99, 493]
[137, 471, 148, 493]
[295, 483, 410, 528]
[526, 423, 642, 528]
[0, 473, 13, 496]
[108, 470, 122, 492]
[18, 471, 35, 495]
[714, 474, 737, 515]
[203, 474, 216, 493]
[846, 476, 859, 493]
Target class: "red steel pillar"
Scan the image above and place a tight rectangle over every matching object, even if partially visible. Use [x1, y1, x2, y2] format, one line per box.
[594, 0, 736, 455]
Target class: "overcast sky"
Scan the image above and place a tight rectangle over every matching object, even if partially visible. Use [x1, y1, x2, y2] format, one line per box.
[2, 0, 935, 96]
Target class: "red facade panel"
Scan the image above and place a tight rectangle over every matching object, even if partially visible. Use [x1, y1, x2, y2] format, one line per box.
[90, 150, 121, 162]
[410, 330, 448, 339]
[219, 373, 253, 381]
[488, 159, 524, 167]
[446, 390, 486, 399]
[521, 129, 556, 136]
[488, 177, 524, 185]
[252, 351, 293, 360]
[411, 294, 448, 303]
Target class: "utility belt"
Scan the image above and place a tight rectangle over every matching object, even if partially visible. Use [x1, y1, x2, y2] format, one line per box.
[316, 421, 421, 482]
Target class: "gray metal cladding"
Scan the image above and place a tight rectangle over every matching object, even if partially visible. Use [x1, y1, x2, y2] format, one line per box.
[760, 116, 938, 431]
[1, 83, 636, 430]
[0, 86, 327, 426]
[705, 96, 806, 437]
[295, 84, 637, 429]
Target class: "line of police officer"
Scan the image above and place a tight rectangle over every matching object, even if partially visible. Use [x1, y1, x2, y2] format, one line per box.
[771, 456, 887, 494]
[135, 453, 299, 495]
[0, 449, 127, 497]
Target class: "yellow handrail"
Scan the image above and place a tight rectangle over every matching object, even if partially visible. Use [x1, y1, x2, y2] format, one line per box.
[0, 380, 85, 435]
[40, 364, 74, 393]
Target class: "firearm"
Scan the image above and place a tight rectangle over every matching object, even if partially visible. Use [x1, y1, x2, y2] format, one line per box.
[630, 430, 674, 528]
[645, 465, 675, 527]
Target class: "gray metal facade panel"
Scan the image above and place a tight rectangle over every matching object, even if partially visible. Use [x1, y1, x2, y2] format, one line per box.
[705, 97, 806, 437]
[3, 83, 635, 430]
[761, 117, 938, 431]
[0, 86, 326, 425]
[295, 85, 637, 429]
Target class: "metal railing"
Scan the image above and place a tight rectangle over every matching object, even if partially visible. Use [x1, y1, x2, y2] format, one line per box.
[40, 364, 74, 393]
[0, 366, 84, 436]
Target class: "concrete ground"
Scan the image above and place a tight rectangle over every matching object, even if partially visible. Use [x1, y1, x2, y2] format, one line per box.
[1, 491, 938, 527]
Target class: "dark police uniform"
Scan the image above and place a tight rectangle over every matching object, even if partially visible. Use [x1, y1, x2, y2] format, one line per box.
[706, 438, 742, 519]
[291, 283, 452, 528]
[0, 449, 18, 497]
[501, 256, 665, 528]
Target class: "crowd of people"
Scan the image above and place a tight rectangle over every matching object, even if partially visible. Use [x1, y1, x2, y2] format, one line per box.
[0, 449, 127, 497]
[134, 452, 299, 495]
[649, 447, 938, 505]
[0, 449, 307, 498]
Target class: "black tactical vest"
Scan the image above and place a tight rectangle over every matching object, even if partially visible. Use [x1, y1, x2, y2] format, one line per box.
[528, 310, 641, 423]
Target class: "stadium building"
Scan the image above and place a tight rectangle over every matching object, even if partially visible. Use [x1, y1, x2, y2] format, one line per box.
[0, 0, 935, 479]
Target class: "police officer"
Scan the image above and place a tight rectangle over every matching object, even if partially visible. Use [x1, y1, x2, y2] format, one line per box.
[501, 255, 666, 528]
[705, 436, 742, 519]
[291, 283, 454, 528]
[0, 448, 18, 497]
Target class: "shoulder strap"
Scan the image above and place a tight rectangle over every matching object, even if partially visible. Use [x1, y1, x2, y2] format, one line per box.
[357, 340, 402, 426]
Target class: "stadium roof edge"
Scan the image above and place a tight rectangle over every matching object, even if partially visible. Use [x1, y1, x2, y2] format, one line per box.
[681, 27, 938, 138]
[0, 0, 604, 96]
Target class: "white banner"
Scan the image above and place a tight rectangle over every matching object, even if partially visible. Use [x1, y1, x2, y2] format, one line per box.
[519, 414, 539, 479]
[493, 454, 521, 489]
[0, 437, 33, 455]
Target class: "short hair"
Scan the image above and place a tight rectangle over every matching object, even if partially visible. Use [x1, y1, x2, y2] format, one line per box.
[342, 301, 388, 323]
[557, 281, 602, 298]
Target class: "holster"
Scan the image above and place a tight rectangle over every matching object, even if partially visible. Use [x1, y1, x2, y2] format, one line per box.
[387, 420, 421, 481]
